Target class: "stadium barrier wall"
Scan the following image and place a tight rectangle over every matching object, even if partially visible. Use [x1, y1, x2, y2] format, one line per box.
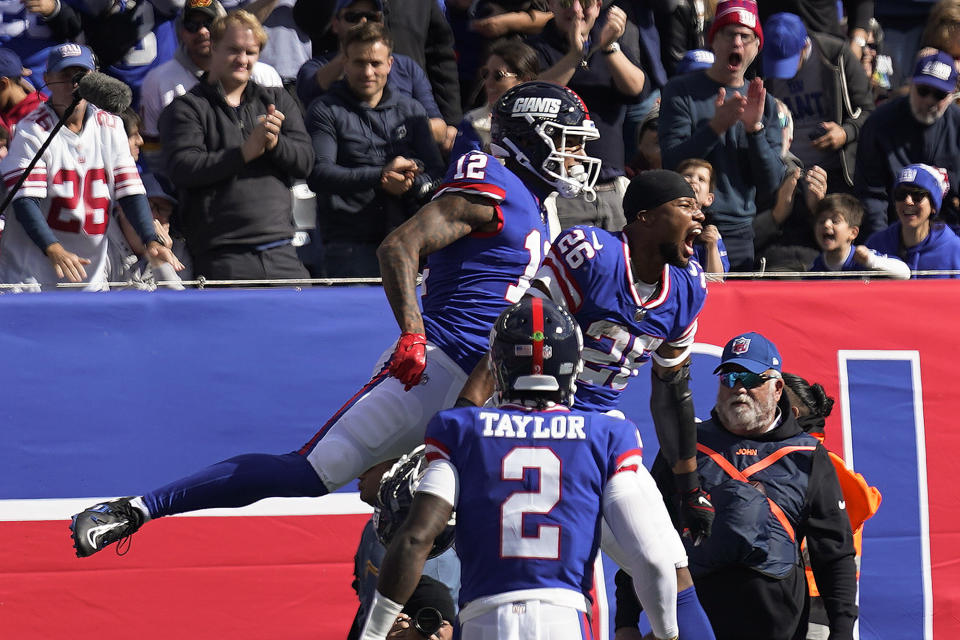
[0, 281, 956, 639]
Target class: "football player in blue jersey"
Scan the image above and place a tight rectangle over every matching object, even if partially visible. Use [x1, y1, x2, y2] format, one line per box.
[531, 169, 714, 546]
[533, 170, 719, 639]
[68, 81, 604, 558]
[360, 296, 683, 640]
[458, 169, 717, 637]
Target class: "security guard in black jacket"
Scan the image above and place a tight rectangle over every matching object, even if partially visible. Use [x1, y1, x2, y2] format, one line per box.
[616, 331, 858, 640]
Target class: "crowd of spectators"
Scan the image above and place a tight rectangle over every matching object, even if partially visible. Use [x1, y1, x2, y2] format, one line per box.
[0, 0, 957, 287]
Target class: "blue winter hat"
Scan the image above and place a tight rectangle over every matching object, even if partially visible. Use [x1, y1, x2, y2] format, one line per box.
[912, 50, 959, 95]
[676, 49, 715, 75]
[46, 43, 97, 73]
[762, 13, 807, 79]
[894, 163, 950, 213]
[713, 332, 782, 374]
[0, 48, 24, 79]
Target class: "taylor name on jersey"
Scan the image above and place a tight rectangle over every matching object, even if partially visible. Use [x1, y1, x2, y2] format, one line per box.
[478, 409, 587, 440]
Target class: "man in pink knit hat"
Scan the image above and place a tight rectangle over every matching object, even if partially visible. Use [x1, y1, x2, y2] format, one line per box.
[658, 0, 786, 272]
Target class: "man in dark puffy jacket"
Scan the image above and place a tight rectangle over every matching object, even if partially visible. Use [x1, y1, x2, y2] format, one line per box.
[306, 21, 444, 278]
[160, 10, 313, 282]
[623, 332, 859, 640]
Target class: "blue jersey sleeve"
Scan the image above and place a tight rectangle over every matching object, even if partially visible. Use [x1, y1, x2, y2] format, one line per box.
[424, 410, 466, 465]
[535, 226, 619, 312]
[599, 415, 645, 479]
[665, 260, 707, 345]
[435, 151, 509, 203]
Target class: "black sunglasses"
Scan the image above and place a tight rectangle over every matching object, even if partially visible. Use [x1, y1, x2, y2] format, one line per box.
[480, 68, 519, 81]
[719, 371, 777, 389]
[342, 10, 383, 23]
[916, 85, 949, 101]
[893, 186, 931, 203]
[183, 18, 213, 33]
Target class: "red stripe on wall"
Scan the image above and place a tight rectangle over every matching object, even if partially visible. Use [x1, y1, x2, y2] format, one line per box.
[0, 514, 369, 640]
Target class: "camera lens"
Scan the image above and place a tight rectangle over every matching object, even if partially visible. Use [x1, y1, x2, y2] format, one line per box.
[413, 606, 444, 637]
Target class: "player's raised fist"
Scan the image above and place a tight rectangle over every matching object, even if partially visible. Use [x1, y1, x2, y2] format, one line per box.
[389, 332, 428, 391]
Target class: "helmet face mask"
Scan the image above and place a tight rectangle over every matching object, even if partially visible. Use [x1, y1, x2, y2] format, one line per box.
[373, 446, 456, 558]
[490, 81, 602, 200]
[488, 297, 584, 408]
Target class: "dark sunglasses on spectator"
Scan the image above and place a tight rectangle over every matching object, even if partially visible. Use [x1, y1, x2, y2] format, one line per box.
[342, 10, 382, 23]
[183, 19, 213, 33]
[480, 68, 519, 81]
[719, 371, 777, 389]
[893, 186, 931, 203]
[915, 85, 949, 101]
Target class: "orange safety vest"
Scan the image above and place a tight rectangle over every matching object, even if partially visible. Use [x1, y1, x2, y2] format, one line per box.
[804, 449, 882, 597]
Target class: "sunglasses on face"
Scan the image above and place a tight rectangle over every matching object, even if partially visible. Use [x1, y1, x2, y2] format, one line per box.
[893, 186, 931, 203]
[342, 10, 383, 23]
[915, 85, 949, 101]
[183, 18, 213, 33]
[719, 371, 776, 389]
[480, 67, 519, 81]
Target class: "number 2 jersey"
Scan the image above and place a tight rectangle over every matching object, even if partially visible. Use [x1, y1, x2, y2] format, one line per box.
[533, 226, 707, 412]
[422, 151, 548, 374]
[419, 404, 644, 610]
[0, 103, 144, 290]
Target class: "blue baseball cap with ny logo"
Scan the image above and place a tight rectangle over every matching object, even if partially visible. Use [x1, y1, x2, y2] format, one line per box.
[713, 331, 782, 374]
[46, 43, 97, 73]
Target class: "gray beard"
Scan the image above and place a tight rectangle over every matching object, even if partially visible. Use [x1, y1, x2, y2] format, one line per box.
[909, 97, 945, 126]
[717, 393, 779, 435]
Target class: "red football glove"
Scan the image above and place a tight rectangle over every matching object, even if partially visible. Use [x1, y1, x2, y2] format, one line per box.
[388, 332, 427, 391]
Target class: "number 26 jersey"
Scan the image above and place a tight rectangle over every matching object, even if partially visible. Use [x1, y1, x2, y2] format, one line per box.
[533, 226, 707, 412]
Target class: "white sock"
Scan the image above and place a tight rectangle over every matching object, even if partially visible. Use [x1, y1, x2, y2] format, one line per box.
[129, 496, 152, 522]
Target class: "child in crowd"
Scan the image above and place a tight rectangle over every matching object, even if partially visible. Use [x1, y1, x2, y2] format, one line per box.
[627, 104, 661, 176]
[865, 164, 960, 279]
[104, 108, 191, 289]
[810, 193, 910, 279]
[677, 158, 729, 274]
[106, 172, 192, 289]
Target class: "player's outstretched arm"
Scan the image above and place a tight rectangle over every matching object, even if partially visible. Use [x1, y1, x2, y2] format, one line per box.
[376, 192, 499, 389]
[651, 345, 714, 546]
[359, 492, 453, 640]
[378, 192, 499, 334]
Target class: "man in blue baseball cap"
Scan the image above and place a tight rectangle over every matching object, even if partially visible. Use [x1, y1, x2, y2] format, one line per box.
[761, 12, 874, 194]
[855, 49, 960, 237]
[712, 331, 783, 435]
[630, 329, 860, 639]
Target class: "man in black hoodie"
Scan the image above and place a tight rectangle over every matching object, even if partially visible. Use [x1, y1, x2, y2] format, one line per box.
[618, 331, 859, 640]
[159, 10, 314, 283]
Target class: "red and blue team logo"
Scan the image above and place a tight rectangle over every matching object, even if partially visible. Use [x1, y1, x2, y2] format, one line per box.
[731, 337, 751, 355]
